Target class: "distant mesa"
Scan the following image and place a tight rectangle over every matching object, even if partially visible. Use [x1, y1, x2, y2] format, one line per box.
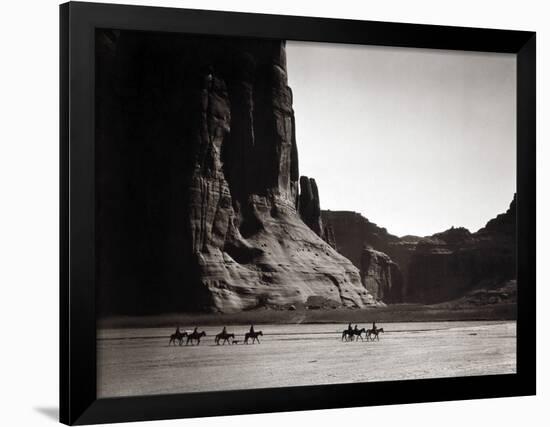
[321, 195, 517, 305]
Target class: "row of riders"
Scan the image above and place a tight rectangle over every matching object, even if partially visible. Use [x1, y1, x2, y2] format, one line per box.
[342, 322, 384, 341]
[169, 325, 262, 346]
[169, 322, 384, 346]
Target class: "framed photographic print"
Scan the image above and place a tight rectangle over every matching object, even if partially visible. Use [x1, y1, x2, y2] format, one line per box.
[60, 1, 536, 425]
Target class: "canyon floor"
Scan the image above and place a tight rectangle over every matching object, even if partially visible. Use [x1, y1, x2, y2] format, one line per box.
[97, 320, 516, 398]
[98, 303, 516, 329]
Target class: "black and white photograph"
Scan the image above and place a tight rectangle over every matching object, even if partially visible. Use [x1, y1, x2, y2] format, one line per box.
[96, 29, 517, 398]
[0, 0, 545, 426]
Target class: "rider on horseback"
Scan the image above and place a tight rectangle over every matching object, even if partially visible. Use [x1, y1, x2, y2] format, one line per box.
[249, 324, 255, 335]
[372, 321, 377, 333]
[216, 326, 230, 345]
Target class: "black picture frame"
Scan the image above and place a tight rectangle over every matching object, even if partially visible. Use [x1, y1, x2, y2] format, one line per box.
[60, 1, 536, 425]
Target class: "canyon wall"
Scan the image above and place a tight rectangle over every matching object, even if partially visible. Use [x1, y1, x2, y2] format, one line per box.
[406, 196, 517, 303]
[322, 195, 517, 304]
[96, 31, 375, 314]
[360, 247, 404, 302]
[321, 211, 407, 302]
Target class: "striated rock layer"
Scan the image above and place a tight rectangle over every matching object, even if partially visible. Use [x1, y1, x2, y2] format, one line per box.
[96, 31, 375, 314]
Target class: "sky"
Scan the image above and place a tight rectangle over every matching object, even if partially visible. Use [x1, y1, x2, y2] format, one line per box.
[286, 41, 516, 237]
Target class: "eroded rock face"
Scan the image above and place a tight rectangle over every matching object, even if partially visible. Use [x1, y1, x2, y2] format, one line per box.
[321, 211, 401, 267]
[322, 211, 406, 302]
[298, 175, 338, 249]
[361, 247, 403, 302]
[299, 176, 323, 236]
[324, 224, 338, 250]
[96, 31, 375, 314]
[322, 196, 517, 304]
[406, 197, 517, 303]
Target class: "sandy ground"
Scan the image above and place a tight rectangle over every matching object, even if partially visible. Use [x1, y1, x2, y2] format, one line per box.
[97, 321, 516, 398]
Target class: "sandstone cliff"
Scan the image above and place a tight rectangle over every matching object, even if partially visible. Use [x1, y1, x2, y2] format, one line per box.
[96, 31, 375, 314]
[406, 196, 516, 303]
[298, 176, 338, 249]
[322, 195, 516, 304]
[321, 211, 401, 266]
[299, 176, 324, 237]
[321, 211, 406, 301]
[361, 247, 404, 302]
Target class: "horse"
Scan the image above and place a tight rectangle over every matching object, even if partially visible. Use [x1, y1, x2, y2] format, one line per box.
[342, 329, 353, 341]
[244, 330, 263, 344]
[353, 328, 366, 341]
[342, 328, 365, 341]
[186, 330, 206, 345]
[169, 331, 187, 346]
[215, 331, 235, 345]
[366, 328, 384, 341]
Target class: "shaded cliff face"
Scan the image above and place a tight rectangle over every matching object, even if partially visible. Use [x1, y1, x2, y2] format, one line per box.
[406, 196, 517, 303]
[361, 247, 404, 302]
[321, 211, 406, 301]
[298, 176, 337, 249]
[321, 211, 401, 266]
[299, 176, 323, 236]
[96, 31, 374, 314]
[322, 195, 516, 304]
